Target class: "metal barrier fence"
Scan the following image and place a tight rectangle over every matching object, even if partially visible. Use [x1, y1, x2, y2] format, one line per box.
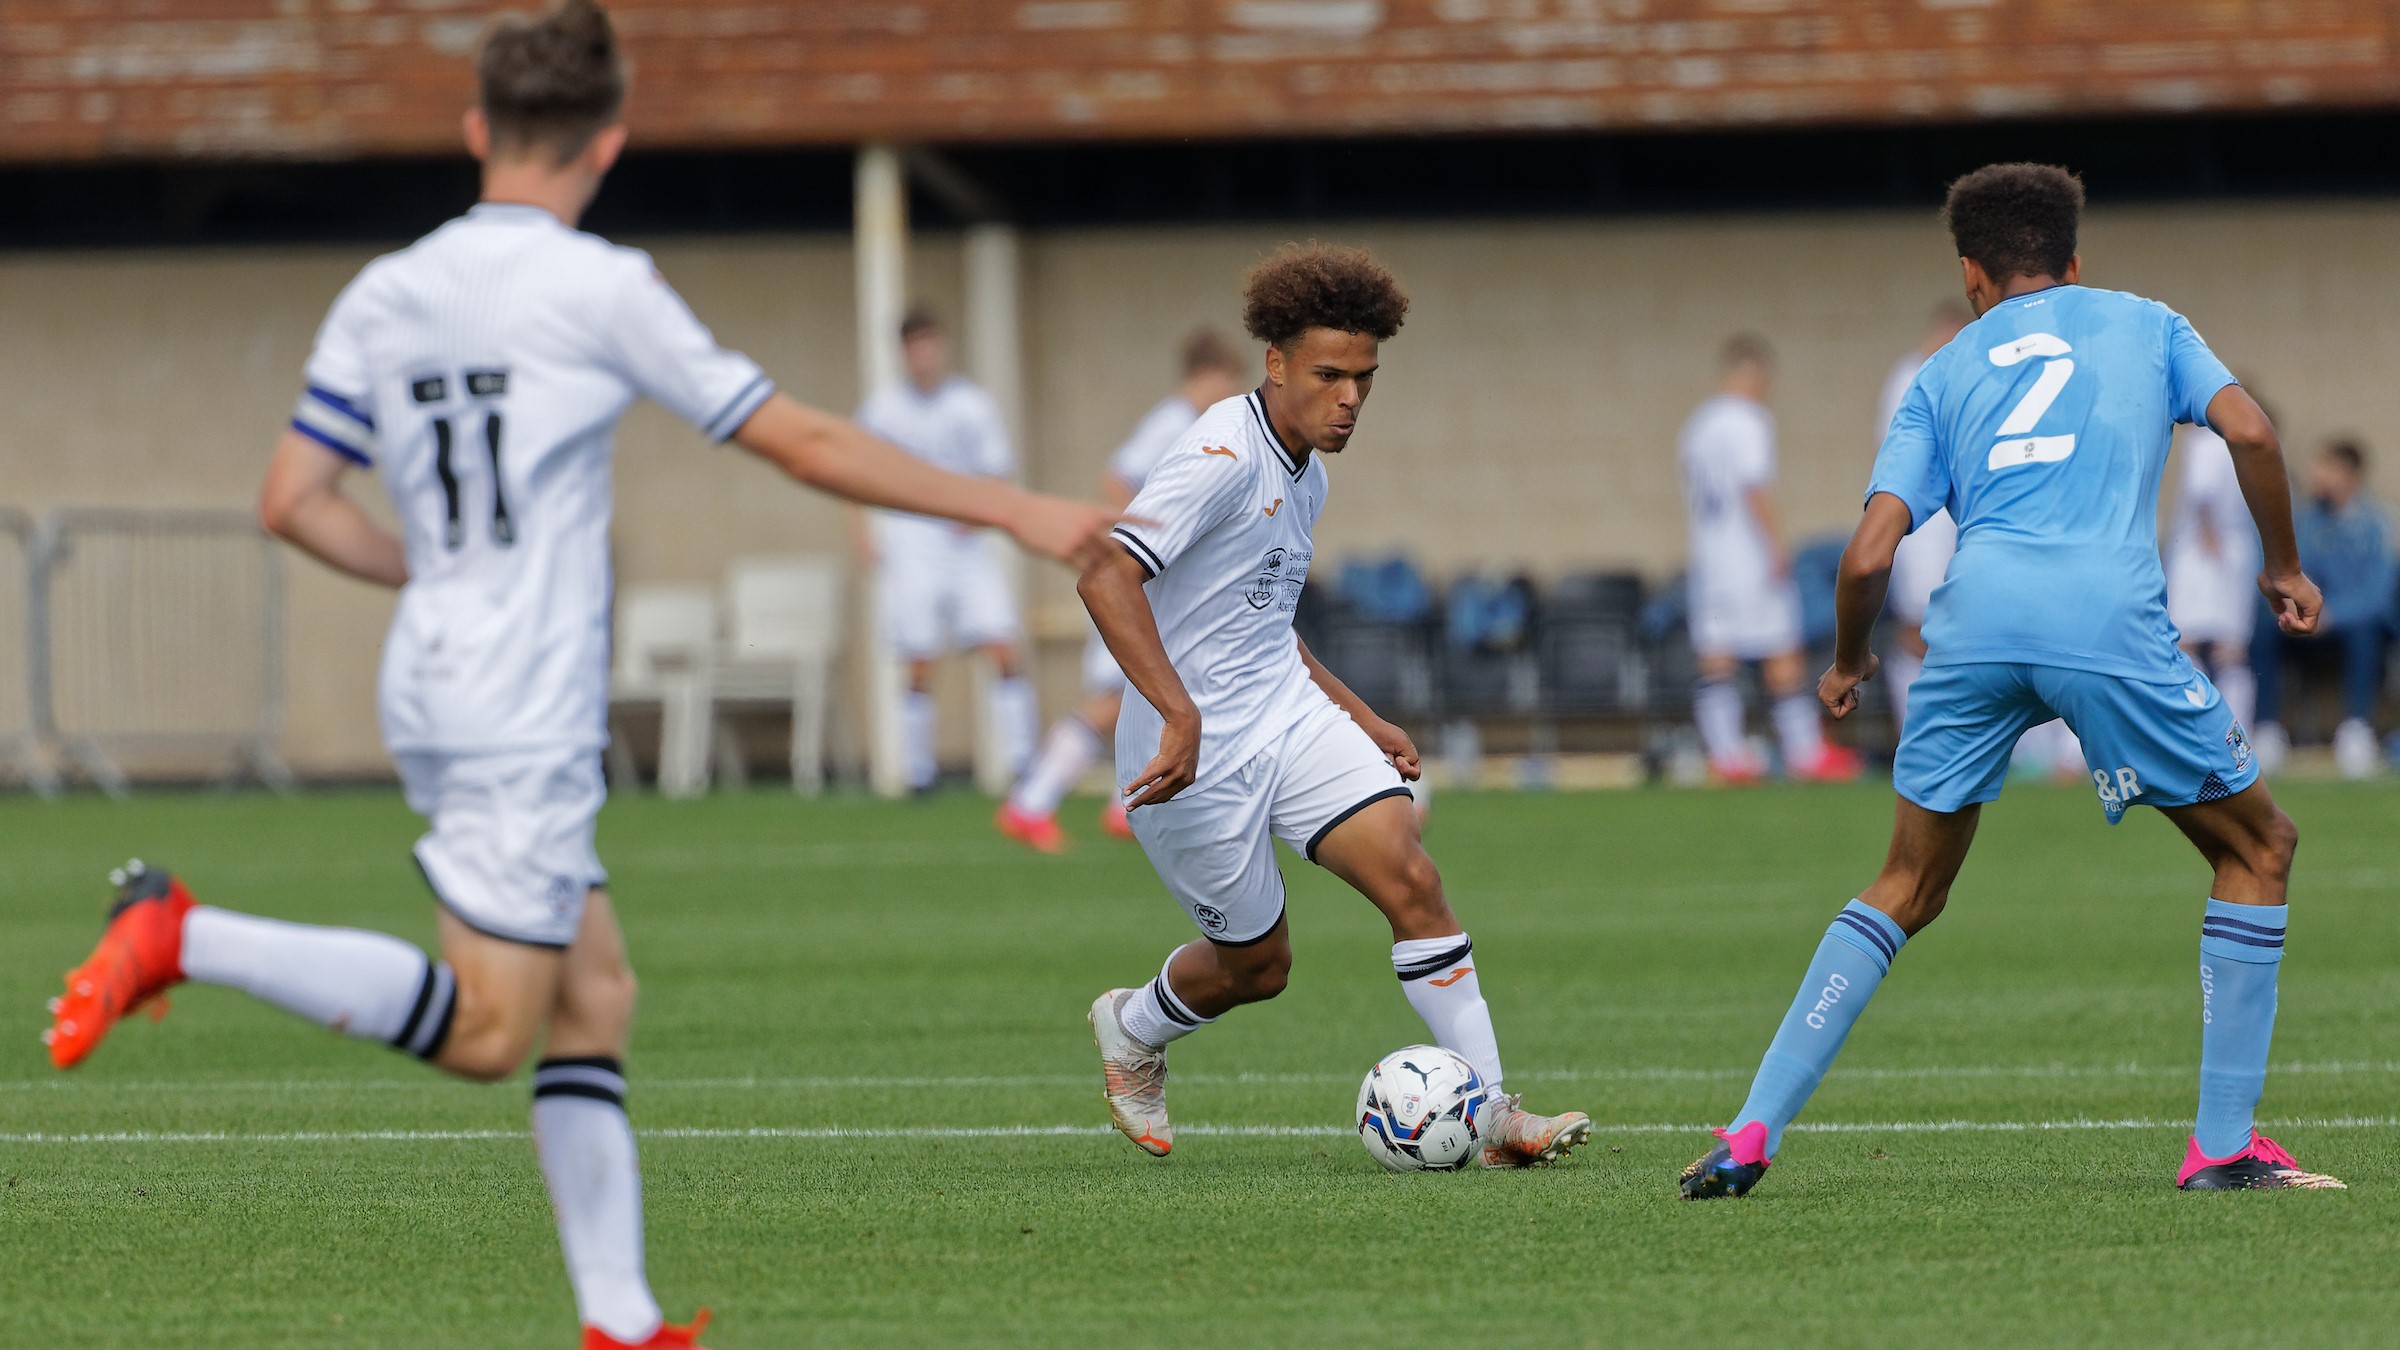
[0, 509, 59, 795]
[30, 509, 290, 795]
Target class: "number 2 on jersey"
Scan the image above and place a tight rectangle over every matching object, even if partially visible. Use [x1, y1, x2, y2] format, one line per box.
[1985, 332, 2075, 472]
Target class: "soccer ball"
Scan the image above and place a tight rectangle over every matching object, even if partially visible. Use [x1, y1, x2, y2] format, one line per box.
[1355, 1044, 1487, 1172]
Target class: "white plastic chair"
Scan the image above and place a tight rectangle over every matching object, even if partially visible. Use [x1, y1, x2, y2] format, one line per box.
[714, 555, 845, 794]
[608, 585, 719, 799]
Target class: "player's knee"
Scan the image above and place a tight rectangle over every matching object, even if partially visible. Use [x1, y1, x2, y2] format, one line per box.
[436, 981, 542, 1083]
[1240, 949, 1293, 1001]
[440, 1021, 539, 1083]
[2256, 809, 2300, 884]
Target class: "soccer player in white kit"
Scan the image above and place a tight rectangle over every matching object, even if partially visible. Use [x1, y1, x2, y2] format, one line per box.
[997, 329, 1248, 851]
[853, 308, 1038, 791]
[1079, 245, 1591, 1167]
[1678, 335, 1863, 782]
[40, 7, 1117, 1347]
[1879, 302, 1970, 733]
[2165, 422, 2263, 730]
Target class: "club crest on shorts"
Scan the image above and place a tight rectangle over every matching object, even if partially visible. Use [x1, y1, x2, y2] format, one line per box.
[545, 875, 579, 915]
[1191, 902, 1229, 935]
[2227, 723, 2253, 773]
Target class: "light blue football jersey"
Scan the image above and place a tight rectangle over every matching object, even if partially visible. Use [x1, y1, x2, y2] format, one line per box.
[1868, 284, 2238, 682]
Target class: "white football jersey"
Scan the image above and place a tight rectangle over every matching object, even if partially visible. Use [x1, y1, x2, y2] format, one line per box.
[1880, 352, 1958, 624]
[1678, 392, 1779, 598]
[2167, 427, 2258, 569]
[855, 376, 1015, 529]
[1109, 390, 1331, 795]
[1107, 394, 1203, 493]
[292, 202, 774, 755]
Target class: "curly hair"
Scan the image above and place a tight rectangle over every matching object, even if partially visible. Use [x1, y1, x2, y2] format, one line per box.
[1241, 243, 1409, 349]
[1942, 163, 2085, 283]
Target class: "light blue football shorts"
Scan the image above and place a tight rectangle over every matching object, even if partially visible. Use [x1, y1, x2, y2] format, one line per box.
[1893, 661, 2259, 823]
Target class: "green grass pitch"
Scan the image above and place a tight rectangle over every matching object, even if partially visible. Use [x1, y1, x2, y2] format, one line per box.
[4, 782, 2395, 1347]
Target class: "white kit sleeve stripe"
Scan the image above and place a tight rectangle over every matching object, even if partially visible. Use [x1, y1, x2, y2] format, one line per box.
[291, 388, 375, 465]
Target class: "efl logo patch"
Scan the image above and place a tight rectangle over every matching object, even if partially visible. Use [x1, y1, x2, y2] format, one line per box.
[2227, 724, 2254, 773]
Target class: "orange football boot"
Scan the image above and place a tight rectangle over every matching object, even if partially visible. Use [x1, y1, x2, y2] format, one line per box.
[585, 1310, 712, 1349]
[995, 803, 1069, 854]
[46, 860, 194, 1070]
[1098, 800, 1135, 841]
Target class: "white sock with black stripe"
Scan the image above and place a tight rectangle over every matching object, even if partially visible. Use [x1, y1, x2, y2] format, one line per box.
[1393, 934, 1503, 1089]
[1117, 949, 1217, 1050]
[532, 1056, 662, 1343]
[178, 907, 456, 1060]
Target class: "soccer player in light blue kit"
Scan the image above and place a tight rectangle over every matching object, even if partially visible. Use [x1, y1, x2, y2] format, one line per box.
[1681, 163, 2346, 1198]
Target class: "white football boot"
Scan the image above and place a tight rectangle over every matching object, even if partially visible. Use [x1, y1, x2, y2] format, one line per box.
[1090, 989, 1173, 1156]
[1479, 1092, 1593, 1168]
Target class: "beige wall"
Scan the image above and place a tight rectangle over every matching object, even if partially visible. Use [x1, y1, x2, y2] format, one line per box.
[4, 200, 2394, 774]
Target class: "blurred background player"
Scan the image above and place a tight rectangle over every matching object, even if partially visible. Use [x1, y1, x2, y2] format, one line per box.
[1682, 163, 2340, 1201]
[1678, 335, 1863, 782]
[854, 307, 1038, 792]
[1879, 301, 1970, 733]
[40, 5, 1120, 1346]
[998, 328, 1248, 850]
[2164, 412, 2264, 733]
[1080, 245, 1588, 1167]
[2249, 438, 2393, 778]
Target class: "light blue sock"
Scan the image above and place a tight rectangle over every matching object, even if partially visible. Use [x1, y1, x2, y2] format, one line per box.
[1730, 900, 1907, 1156]
[2196, 899, 2286, 1158]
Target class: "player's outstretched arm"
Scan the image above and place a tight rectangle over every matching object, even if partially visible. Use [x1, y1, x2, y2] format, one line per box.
[1819, 493, 1911, 718]
[730, 394, 1118, 567]
[2209, 385, 2322, 636]
[257, 429, 409, 588]
[1079, 544, 1199, 807]
[1297, 635, 1420, 780]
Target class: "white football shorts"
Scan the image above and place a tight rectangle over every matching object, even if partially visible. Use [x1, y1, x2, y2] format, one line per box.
[874, 517, 1022, 660]
[397, 747, 607, 949]
[1129, 699, 1412, 946]
[1689, 578, 1803, 661]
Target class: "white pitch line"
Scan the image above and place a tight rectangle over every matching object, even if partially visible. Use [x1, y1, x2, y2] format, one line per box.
[7, 1059, 2397, 1095]
[2, 1116, 2393, 1146]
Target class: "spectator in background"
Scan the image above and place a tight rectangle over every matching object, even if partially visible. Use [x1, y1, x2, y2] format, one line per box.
[1677, 334, 1863, 782]
[2165, 410, 2264, 730]
[853, 306, 1038, 791]
[2250, 438, 2394, 778]
[1879, 300, 1971, 733]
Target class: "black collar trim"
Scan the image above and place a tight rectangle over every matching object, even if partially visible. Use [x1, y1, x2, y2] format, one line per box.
[1247, 391, 1307, 478]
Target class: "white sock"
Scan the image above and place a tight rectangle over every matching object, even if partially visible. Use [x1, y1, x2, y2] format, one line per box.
[1772, 692, 1825, 767]
[1694, 678, 1747, 766]
[1118, 951, 1216, 1049]
[2215, 663, 2257, 731]
[902, 690, 938, 790]
[1010, 716, 1102, 818]
[989, 676, 1041, 779]
[1393, 934, 1503, 1090]
[180, 906, 455, 1060]
[531, 1058, 662, 1343]
[1886, 649, 1924, 732]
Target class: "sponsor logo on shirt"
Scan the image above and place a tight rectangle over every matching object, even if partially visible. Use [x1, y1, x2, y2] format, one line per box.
[1245, 546, 1311, 612]
[1202, 445, 1238, 460]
